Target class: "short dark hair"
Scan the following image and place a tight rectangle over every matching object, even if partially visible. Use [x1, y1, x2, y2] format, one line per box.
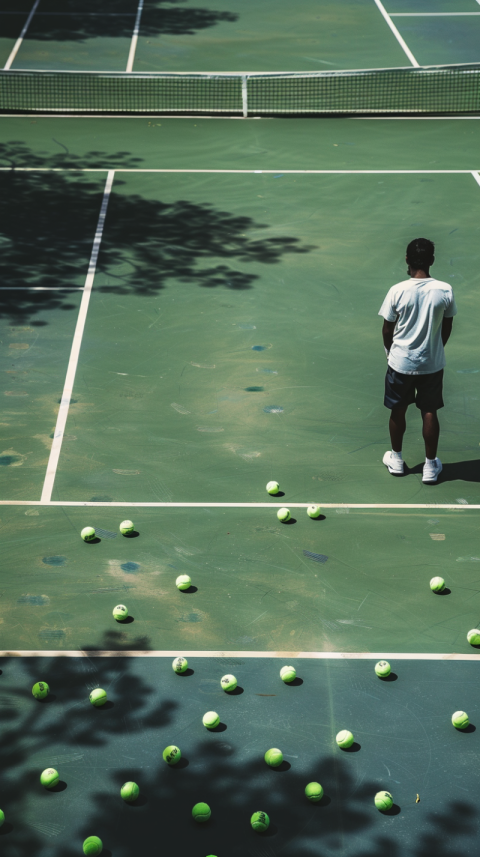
[406, 237, 435, 270]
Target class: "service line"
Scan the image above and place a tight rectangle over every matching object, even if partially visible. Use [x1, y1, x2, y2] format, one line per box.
[1, 650, 479, 660]
[40, 170, 115, 504]
[0, 501, 479, 509]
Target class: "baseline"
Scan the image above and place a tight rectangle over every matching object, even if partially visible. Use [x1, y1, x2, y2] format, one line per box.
[0, 501, 479, 509]
[0, 168, 478, 174]
[40, 170, 115, 503]
[1, 650, 480, 660]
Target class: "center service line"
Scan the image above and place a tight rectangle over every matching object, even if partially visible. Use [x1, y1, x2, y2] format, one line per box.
[3, 0, 41, 70]
[126, 0, 144, 73]
[373, 0, 420, 67]
[40, 170, 115, 504]
[1, 650, 479, 660]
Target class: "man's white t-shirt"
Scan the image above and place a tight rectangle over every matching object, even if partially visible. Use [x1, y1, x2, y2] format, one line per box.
[379, 278, 457, 376]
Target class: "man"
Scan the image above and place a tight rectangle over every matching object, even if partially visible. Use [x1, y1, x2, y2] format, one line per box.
[379, 238, 457, 484]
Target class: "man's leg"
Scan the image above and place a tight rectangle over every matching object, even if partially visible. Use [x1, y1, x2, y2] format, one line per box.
[389, 405, 408, 453]
[421, 410, 440, 460]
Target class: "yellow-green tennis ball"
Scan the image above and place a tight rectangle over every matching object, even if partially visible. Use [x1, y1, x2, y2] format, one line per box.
[251, 811, 270, 832]
[336, 730, 354, 749]
[40, 768, 59, 789]
[112, 604, 128, 622]
[266, 481, 280, 495]
[163, 745, 181, 765]
[203, 711, 220, 729]
[280, 665, 296, 683]
[81, 526, 96, 542]
[192, 802, 211, 822]
[374, 791, 393, 811]
[430, 576, 445, 593]
[375, 660, 391, 678]
[89, 688, 107, 707]
[452, 710, 469, 729]
[277, 507, 291, 522]
[176, 574, 191, 591]
[120, 781, 139, 802]
[83, 836, 103, 856]
[32, 681, 49, 700]
[467, 628, 480, 646]
[220, 674, 237, 692]
[264, 748, 283, 767]
[305, 782, 324, 802]
[172, 656, 188, 674]
[119, 520, 134, 535]
[0, 809, 4, 828]
[307, 505, 322, 518]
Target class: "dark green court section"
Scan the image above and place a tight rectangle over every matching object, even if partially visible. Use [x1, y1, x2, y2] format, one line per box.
[46, 169, 480, 505]
[393, 16, 480, 66]
[2, 506, 480, 653]
[0, 171, 107, 500]
[2, 117, 480, 173]
[0, 655, 479, 857]
[133, 0, 407, 74]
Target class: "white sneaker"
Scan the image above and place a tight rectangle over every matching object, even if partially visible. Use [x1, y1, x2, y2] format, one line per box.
[422, 457, 442, 484]
[383, 450, 404, 476]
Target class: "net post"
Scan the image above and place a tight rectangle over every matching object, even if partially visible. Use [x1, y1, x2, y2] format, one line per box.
[242, 75, 248, 117]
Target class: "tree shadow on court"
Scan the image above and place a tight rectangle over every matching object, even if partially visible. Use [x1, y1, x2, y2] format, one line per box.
[407, 459, 480, 483]
[0, 142, 315, 323]
[0, 652, 479, 857]
[1, 0, 238, 43]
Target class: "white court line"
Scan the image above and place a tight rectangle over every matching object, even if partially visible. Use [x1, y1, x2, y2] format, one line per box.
[0, 168, 477, 174]
[126, 0, 144, 73]
[3, 0, 41, 70]
[391, 11, 480, 15]
[0, 501, 478, 509]
[0, 286, 83, 291]
[373, 0, 419, 67]
[40, 170, 115, 504]
[472, 170, 480, 187]
[1, 650, 479, 660]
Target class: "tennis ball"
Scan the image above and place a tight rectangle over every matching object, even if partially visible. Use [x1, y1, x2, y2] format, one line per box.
[277, 507, 291, 522]
[112, 604, 128, 622]
[375, 660, 391, 678]
[32, 681, 49, 700]
[119, 520, 134, 535]
[430, 576, 445, 593]
[172, 656, 188, 674]
[266, 481, 280, 495]
[307, 505, 322, 518]
[336, 730, 354, 749]
[251, 811, 269, 832]
[467, 628, 480, 646]
[176, 574, 191, 591]
[40, 768, 59, 789]
[89, 688, 107, 707]
[81, 526, 96, 542]
[192, 802, 211, 822]
[305, 782, 324, 803]
[374, 791, 393, 811]
[220, 674, 237, 692]
[120, 781, 139, 802]
[280, 665, 296, 683]
[264, 748, 283, 767]
[0, 809, 4, 828]
[452, 710, 469, 729]
[203, 711, 220, 729]
[83, 836, 103, 856]
[163, 745, 181, 765]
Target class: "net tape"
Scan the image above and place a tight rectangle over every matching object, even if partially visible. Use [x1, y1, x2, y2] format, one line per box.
[1, 65, 480, 115]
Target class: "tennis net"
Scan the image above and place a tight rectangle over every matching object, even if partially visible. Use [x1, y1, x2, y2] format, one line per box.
[1, 65, 480, 115]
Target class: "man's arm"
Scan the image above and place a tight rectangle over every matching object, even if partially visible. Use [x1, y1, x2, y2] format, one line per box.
[382, 319, 396, 355]
[442, 316, 453, 346]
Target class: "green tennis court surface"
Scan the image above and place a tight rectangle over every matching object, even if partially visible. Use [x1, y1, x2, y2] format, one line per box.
[3, 0, 480, 74]
[2, 113, 480, 855]
[0, 655, 479, 857]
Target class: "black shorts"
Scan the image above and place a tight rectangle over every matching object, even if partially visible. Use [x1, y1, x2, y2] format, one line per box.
[384, 365, 444, 411]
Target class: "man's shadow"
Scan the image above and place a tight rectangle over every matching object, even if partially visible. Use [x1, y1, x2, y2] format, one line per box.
[407, 459, 480, 483]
